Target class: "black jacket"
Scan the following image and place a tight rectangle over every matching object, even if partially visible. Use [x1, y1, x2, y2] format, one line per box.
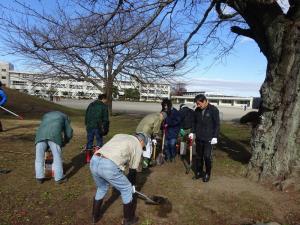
[179, 106, 195, 130]
[192, 103, 220, 141]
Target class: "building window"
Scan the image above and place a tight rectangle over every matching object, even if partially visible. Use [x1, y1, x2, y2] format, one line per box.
[12, 80, 27, 85]
[1, 76, 6, 79]
[1, 69, 6, 72]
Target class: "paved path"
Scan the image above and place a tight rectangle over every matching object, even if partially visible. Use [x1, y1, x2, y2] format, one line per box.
[56, 99, 256, 121]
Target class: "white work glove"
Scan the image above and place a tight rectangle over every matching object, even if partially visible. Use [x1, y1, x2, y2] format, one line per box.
[132, 185, 136, 193]
[188, 133, 194, 140]
[211, 138, 218, 145]
[152, 139, 157, 145]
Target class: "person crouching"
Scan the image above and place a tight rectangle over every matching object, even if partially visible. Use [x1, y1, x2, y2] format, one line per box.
[89, 132, 147, 225]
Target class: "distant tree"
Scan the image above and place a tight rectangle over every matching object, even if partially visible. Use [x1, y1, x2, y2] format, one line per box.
[124, 88, 140, 101]
[171, 82, 187, 96]
[112, 86, 119, 99]
[0, 1, 184, 113]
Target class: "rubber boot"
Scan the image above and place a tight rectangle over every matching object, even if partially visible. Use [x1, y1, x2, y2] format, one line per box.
[203, 159, 211, 182]
[192, 171, 204, 180]
[92, 198, 103, 224]
[122, 201, 139, 225]
[192, 160, 204, 180]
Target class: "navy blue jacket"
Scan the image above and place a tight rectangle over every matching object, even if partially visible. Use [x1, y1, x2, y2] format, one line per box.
[192, 103, 220, 141]
[164, 108, 181, 139]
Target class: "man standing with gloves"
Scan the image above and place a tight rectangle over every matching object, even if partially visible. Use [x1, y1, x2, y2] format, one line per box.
[189, 94, 220, 182]
[89, 132, 147, 225]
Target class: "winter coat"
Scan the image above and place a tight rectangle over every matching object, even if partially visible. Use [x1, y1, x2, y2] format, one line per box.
[192, 103, 220, 141]
[0, 88, 7, 106]
[179, 106, 195, 130]
[136, 112, 163, 137]
[164, 108, 181, 139]
[35, 111, 73, 146]
[85, 100, 109, 134]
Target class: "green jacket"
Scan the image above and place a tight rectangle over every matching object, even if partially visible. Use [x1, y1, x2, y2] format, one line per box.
[35, 111, 73, 146]
[85, 100, 109, 132]
[136, 112, 163, 137]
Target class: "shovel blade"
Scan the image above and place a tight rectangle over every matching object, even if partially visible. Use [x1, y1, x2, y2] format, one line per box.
[145, 195, 167, 205]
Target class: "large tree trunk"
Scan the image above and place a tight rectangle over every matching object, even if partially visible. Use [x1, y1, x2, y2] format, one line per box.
[247, 20, 300, 186]
[105, 76, 114, 115]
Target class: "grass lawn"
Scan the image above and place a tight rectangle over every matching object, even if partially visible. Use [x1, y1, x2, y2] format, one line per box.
[0, 114, 299, 225]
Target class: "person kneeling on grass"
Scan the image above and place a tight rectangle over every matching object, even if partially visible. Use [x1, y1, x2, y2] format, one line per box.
[34, 111, 73, 184]
[89, 132, 147, 225]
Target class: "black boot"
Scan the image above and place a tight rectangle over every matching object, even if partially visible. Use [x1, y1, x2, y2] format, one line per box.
[202, 173, 210, 182]
[92, 198, 103, 224]
[192, 171, 204, 180]
[203, 159, 211, 182]
[122, 201, 139, 225]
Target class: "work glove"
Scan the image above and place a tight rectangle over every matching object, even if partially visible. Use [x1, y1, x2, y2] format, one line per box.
[132, 185, 136, 194]
[152, 139, 157, 145]
[127, 168, 137, 185]
[188, 133, 194, 140]
[211, 138, 218, 145]
[180, 128, 185, 137]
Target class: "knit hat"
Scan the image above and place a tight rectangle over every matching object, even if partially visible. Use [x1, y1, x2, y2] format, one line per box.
[135, 132, 148, 146]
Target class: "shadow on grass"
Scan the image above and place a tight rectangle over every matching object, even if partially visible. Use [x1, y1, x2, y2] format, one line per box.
[4, 124, 37, 132]
[218, 133, 252, 164]
[64, 152, 86, 179]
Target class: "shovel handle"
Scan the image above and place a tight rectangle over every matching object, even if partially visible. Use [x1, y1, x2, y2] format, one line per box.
[152, 144, 156, 160]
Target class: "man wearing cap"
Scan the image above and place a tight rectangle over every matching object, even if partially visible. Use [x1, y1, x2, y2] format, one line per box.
[161, 98, 181, 162]
[135, 112, 167, 169]
[90, 132, 147, 225]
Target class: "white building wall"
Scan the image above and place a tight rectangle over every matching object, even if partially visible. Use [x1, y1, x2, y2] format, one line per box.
[0, 62, 171, 101]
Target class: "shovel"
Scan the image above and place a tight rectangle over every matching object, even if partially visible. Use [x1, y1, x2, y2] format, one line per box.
[156, 127, 166, 165]
[134, 190, 167, 205]
[150, 143, 157, 166]
[185, 137, 193, 174]
[0, 106, 23, 119]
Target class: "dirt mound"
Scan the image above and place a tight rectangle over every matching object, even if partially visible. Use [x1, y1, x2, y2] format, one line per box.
[0, 87, 83, 119]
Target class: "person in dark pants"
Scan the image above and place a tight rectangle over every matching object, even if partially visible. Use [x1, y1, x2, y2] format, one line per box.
[189, 94, 220, 182]
[85, 94, 109, 149]
[178, 103, 195, 157]
[161, 98, 181, 162]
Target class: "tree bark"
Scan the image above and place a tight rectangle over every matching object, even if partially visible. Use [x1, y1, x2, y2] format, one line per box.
[247, 20, 300, 184]
[105, 76, 114, 115]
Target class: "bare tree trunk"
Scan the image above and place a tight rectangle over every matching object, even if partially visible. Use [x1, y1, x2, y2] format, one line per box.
[247, 22, 300, 185]
[105, 76, 114, 115]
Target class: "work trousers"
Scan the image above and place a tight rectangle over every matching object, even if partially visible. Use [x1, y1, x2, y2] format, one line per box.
[195, 140, 212, 175]
[35, 140, 64, 181]
[86, 128, 103, 149]
[90, 155, 133, 204]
